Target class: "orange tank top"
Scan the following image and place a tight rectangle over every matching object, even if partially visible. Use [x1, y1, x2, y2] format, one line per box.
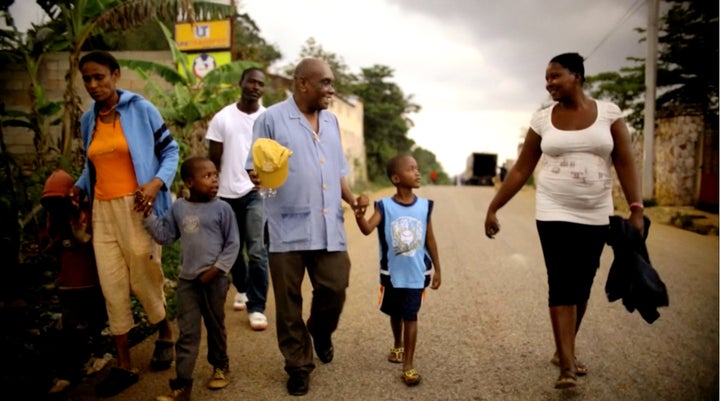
[88, 117, 138, 200]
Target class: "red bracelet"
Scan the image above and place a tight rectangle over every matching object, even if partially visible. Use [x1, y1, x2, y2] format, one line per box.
[629, 202, 644, 210]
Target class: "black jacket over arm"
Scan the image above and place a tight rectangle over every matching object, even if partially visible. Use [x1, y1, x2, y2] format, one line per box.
[605, 215, 669, 324]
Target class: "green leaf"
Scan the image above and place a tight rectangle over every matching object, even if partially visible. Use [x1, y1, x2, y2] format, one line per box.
[155, 17, 195, 85]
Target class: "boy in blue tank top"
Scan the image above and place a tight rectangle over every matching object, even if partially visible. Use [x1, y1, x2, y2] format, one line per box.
[354, 154, 441, 386]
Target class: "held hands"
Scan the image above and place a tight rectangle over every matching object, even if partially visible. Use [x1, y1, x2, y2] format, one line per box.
[134, 178, 163, 216]
[354, 193, 369, 219]
[484, 211, 501, 239]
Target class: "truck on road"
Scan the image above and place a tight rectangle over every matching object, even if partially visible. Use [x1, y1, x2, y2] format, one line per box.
[462, 152, 497, 186]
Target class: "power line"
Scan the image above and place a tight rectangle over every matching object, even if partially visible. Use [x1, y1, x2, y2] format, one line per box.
[585, 0, 645, 60]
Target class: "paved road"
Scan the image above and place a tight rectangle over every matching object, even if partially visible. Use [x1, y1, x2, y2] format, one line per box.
[64, 186, 718, 401]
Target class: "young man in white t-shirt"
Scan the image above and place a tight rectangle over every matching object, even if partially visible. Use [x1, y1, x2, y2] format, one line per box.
[207, 68, 269, 331]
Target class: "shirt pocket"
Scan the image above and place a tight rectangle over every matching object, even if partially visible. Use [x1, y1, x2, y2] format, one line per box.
[278, 206, 311, 243]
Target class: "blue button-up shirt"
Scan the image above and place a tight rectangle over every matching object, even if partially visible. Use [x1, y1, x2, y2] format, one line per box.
[247, 97, 349, 252]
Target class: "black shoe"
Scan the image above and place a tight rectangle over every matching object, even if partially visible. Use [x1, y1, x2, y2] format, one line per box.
[312, 335, 334, 363]
[150, 339, 175, 371]
[95, 367, 139, 397]
[287, 371, 310, 396]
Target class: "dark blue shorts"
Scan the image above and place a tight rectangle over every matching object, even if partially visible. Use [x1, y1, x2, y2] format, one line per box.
[378, 275, 425, 321]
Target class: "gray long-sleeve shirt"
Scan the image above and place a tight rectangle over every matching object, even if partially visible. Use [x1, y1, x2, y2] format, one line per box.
[144, 198, 239, 280]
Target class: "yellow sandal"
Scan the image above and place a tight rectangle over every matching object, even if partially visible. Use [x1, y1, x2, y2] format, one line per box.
[388, 347, 404, 363]
[554, 369, 577, 389]
[402, 368, 421, 386]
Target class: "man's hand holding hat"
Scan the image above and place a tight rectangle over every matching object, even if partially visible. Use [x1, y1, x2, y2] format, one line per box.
[252, 138, 293, 189]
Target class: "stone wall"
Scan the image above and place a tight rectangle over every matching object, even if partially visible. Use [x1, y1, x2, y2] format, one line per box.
[653, 115, 704, 205]
[612, 115, 710, 207]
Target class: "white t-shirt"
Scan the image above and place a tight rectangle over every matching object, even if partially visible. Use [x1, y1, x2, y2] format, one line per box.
[530, 100, 623, 225]
[205, 103, 265, 198]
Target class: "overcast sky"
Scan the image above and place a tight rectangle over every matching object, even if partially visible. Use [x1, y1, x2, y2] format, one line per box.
[9, 0, 649, 176]
[241, 0, 648, 175]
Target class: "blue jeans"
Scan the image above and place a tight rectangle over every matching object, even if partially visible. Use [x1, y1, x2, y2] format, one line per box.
[221, 190, 268, 313]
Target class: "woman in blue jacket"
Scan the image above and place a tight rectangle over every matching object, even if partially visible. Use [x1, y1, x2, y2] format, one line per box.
[71, 51, 179, 397]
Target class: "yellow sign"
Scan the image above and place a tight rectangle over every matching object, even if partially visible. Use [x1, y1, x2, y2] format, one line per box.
[175, 20, 231, 51]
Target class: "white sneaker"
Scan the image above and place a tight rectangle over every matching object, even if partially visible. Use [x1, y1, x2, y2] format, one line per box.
[248, 312, 268, 331]
[233, 293, 247, 311]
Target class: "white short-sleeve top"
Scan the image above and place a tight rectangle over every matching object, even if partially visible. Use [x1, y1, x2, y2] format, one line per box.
[530, 100, 623, 225]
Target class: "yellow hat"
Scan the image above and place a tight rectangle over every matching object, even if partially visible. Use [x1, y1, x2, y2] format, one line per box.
[252, 138, 293, 189]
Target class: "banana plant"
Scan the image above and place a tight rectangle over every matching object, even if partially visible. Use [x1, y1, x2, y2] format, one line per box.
[119, 18, 261, 148]
[119, 17, 261, 190]
[34, 0, 235, 159]
[0, 10, 65, 164]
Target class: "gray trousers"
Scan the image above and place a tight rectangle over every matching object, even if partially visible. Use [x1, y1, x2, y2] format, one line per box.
[175, 275, 229, 381]
[269, 250, 351, 374]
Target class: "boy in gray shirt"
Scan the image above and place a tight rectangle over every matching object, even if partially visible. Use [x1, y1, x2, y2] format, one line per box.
[144, 156, 239, 401]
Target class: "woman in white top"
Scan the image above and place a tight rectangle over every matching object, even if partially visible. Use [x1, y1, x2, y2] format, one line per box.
[484, 53, 644, 389]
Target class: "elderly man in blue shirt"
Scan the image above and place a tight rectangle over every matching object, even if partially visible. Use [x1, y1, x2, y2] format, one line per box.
[246, 57, 367, 396]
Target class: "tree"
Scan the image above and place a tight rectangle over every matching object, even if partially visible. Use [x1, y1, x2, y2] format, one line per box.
[412, 146, 451, 185]
[586, 64, 645, 131]
[656, 1, 718, 121]
[352, 64, 420, 182]
[233, 12, 282, 64]
[284, 37, 358, 96]
[587, 1, 718, 130]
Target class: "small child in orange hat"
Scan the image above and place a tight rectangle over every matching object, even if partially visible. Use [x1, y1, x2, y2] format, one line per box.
[41, 169, 108, 395]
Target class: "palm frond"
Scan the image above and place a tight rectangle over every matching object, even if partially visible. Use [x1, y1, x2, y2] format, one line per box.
[155, 17, 196, 85]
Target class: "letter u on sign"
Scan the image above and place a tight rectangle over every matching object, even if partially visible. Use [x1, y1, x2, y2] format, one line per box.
[194, 25, 210, 38]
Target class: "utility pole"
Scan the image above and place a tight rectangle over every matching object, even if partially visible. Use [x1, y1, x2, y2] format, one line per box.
[642, 0, 659, 200]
